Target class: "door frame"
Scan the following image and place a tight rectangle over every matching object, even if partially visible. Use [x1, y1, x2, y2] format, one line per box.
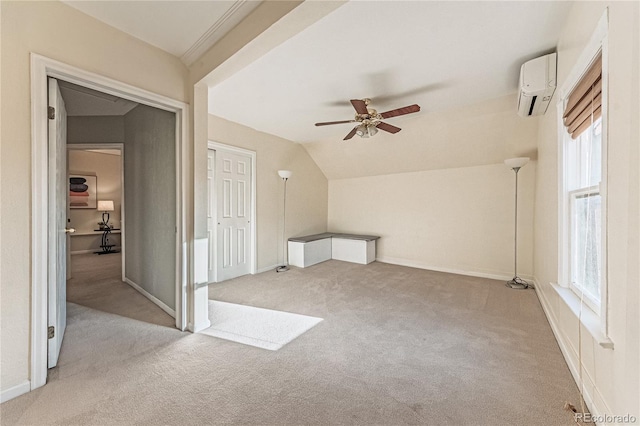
[30, 54, 189, 391]
[67, 144, 126, 280]
[207, 141, 257, 282]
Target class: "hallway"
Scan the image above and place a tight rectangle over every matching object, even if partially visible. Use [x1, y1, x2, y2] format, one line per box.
[67, 253, 174, 327]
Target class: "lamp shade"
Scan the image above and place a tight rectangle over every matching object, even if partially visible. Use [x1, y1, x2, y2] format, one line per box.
[278, 170, 292, 179]
[97, 200, 114, 212]
[504, 157, 530, 169]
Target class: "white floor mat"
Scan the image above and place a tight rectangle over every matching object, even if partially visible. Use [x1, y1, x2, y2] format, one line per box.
[201, 300, 323, 351]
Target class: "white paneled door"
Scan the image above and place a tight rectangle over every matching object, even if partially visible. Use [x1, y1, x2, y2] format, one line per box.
[47, 78, 67, 368]
[209, 148, 252, 282]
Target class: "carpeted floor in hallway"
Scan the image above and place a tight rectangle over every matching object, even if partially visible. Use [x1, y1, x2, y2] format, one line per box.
[1, 259, 582, 425]
[67, 253, 175, 327]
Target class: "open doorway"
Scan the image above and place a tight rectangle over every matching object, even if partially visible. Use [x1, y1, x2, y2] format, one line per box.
[66, 146, 124, 266]
[31, 55, 190, 390]
[65, 142, 175, 327]
[50, 78, 178, 363]
[58, 77, 180, 319]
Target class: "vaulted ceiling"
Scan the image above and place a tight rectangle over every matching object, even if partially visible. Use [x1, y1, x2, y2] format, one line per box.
[207, 1, 572, 145]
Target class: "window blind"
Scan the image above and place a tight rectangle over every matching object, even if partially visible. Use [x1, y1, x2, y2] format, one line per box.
[563, 54, 602, 139]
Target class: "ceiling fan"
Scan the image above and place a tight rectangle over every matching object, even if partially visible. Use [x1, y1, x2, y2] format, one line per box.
[315, 98, 420, 140]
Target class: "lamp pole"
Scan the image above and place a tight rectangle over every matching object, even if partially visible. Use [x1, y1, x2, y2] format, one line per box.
[276, 170, 292, 272]
[504, 158, 529, 289]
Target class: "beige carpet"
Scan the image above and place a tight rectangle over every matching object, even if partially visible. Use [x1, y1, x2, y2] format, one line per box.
[67, 253, 175, 327]
[1, 259, 582, 425]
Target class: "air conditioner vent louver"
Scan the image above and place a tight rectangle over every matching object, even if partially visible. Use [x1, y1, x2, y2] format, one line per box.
[528, 96, 537, 116]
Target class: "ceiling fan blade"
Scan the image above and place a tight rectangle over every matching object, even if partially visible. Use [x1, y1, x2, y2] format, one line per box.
[343, 127, 358, 140]
[350, 99, 369, 115]
[380, 104, 420, 119]
[315, 120, 357, 126]
[376, 121, 402, 134]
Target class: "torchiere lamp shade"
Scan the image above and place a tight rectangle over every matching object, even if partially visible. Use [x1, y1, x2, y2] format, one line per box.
[278, 170, 292, 179]
[504, 157, 530, 169]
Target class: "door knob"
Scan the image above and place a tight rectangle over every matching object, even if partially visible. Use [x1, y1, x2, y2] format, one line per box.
[65, 228, 76, 234]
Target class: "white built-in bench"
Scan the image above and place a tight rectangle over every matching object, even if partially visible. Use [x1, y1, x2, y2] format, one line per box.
[288, 233, 380, 268]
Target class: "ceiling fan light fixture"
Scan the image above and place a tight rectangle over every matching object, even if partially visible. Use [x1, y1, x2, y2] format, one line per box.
[320, 98, 421, 141]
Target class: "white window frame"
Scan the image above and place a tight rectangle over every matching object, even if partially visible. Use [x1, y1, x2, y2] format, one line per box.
[557, 11, 609, 337]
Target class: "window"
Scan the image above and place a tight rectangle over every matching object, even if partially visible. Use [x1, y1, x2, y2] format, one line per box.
[560, 52, 606, 314]
[566, 118, 602, 310]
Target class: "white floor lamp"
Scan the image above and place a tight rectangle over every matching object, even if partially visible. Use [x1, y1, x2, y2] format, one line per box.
[504, 157, 530, 289]
[276, 170, 292, 273]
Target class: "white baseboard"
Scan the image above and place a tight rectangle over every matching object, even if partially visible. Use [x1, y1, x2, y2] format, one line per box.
[256, 264, 280, 274]
[192, 318, 212, 333]
[375, 256, 534, 282]
[71, 249, 95, 255]
[124, 277, 176, 318]
[71, 247, 121, 255]
[1, 381, 31, 403]
[533, 278, 609, 422]
[205, 264, 280, 285]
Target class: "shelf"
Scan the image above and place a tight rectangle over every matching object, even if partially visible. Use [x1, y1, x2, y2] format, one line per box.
[72, 230, 121, 237]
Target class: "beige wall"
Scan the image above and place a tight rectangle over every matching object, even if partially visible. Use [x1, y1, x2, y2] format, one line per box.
[323, 95, 539, 279]
[329, 163, 535, 279]
[533, 1, 639, 418]
[70, 232, 121, 255]
[68, 150, 123, 253]
[0, 0, 188, 393]
[208, 115, 328, 271]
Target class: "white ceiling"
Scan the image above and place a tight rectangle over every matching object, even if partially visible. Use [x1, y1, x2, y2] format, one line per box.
[62, 0, 261, 65]
[208, 1, 572, 144]
[58, 80, 139, 116]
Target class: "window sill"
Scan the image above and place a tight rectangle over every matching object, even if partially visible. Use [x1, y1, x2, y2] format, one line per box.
[550, 282, 614, 350]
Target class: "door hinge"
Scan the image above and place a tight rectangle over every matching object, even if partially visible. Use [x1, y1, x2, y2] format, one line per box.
[48, 326, 55, 339]
[48, 106, 55, 120]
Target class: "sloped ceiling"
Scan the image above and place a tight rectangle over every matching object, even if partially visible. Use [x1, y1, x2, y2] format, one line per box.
[59, 81, 138, 117]
[303, 94, 541, 180]
[208, 1, 572, 148]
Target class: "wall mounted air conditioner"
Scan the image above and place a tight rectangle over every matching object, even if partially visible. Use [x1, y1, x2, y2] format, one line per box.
[517, 53, 557, 117]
